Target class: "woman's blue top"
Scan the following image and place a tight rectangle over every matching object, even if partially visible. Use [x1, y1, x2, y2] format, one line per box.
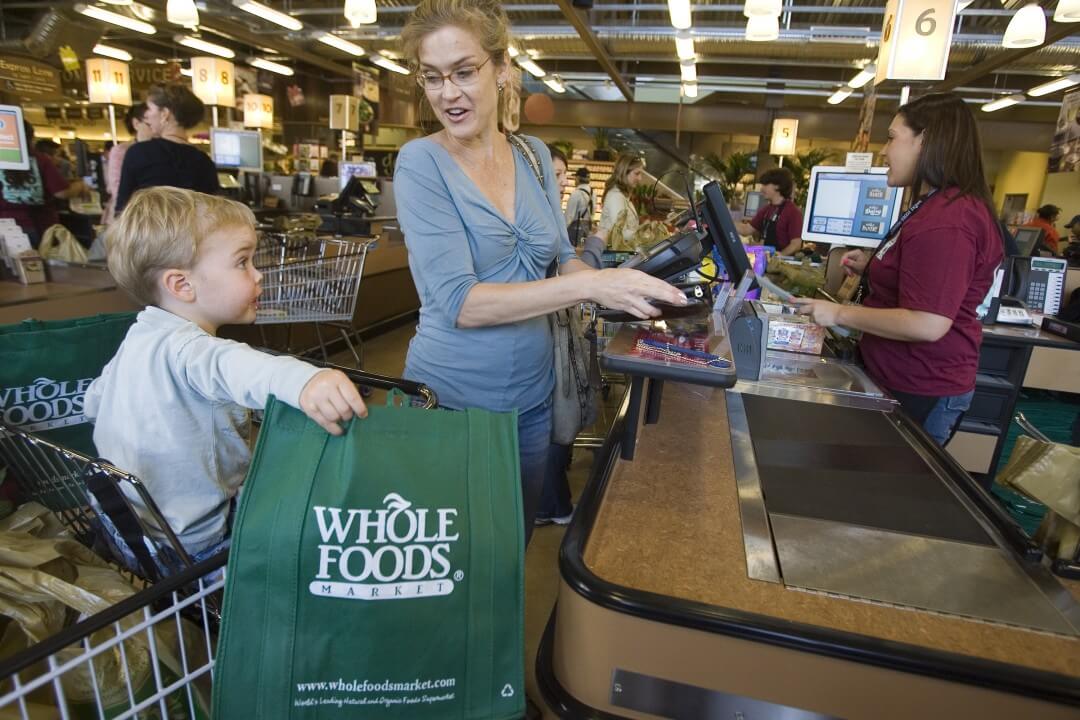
[394, 134, 576, 412]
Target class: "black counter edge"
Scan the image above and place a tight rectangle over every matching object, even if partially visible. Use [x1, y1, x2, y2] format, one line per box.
[554, 388, 1080, 710]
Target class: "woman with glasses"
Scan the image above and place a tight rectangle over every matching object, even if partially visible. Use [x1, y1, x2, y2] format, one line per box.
[396, 0, 686, 543]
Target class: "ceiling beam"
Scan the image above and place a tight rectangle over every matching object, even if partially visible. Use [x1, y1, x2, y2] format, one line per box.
[137, 1, 356, 79]
[931, 21, 1080, 92]
[551, 0, 634, 102]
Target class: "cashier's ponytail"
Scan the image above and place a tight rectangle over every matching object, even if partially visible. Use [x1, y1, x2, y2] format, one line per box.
[897, 92, 994, 215]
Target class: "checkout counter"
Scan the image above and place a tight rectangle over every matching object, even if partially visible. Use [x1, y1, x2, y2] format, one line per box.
[538, 183, 1080, 719]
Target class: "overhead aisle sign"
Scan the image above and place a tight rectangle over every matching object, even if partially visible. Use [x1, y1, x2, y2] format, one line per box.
[875, 0, 957, 83]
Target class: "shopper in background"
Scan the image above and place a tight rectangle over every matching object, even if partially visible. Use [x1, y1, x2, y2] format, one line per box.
[1027, 204, 1062, 254]
[599, 152, 644, 249]
[396, 0, 686, 543]
[102, 103, 151, 225]
[0, 121, 86, 248]
[114, 84, 219, 215]
[792, 92, 1003, 446]
[735, 167, 804, 256]
[548, 144, 569, 189]
[87, 187, 367, 568]
[565, 166, 593, 247]
[319, 152, 339, 178]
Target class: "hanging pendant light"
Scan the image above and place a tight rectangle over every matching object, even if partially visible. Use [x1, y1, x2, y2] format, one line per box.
[745, 14, 780, 41]
[1054, 0, 1080, 22]
[345, 0, 377, 27]
[743, 0, 782, 17]
[166, 0, 199, 28]
[1002, 4, 1046, 48]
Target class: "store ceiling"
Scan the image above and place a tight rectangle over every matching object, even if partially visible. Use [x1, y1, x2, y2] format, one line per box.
[1, 1, 1078, 123]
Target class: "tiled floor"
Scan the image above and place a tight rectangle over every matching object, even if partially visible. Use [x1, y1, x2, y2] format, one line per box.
[336, 322, 606, 719]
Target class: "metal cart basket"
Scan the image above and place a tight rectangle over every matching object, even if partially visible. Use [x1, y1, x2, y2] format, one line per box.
[254, 230, 375, 366]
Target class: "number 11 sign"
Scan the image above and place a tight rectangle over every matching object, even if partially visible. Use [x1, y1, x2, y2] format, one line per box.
[875, 0, 957, 84]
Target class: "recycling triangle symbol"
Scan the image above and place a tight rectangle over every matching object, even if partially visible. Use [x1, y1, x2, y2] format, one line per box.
[500, 684, 515, 698]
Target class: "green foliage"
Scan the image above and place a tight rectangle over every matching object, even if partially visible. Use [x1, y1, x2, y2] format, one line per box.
[592, 127, 610, 150]
[698, 151, 755, 203]
[551, 139, 575, 161]
[787, 148, 837, 207]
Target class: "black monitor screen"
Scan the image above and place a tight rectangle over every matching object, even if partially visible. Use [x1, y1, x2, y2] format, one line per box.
[702, 181, 757, 290]
[1013, 226, 1043, 257]
[743, 190, 764, 219]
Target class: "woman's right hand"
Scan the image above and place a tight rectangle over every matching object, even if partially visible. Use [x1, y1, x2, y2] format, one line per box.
[841, 249, 871, 277]
[588, 269, 688, 319]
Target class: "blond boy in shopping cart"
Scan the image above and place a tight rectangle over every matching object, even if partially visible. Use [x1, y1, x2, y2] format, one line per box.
[84, 187, 367, 571]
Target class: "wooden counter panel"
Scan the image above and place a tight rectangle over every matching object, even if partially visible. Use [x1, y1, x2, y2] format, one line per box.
[582, 382, 1080, 678]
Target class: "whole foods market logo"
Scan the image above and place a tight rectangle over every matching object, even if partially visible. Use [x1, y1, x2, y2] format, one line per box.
[310, 493, 462, 601]
[0, 377, 93, 432]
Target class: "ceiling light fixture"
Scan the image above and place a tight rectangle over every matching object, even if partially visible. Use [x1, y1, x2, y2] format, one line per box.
[74, 4, 156, 34]
[847, 64, 877, 88]
[680, 59, 697, 83]
[543, 76, 567, 93]
[1027, 73, 1080, 96]
[166, 0, 199, 28]
[93, 44, 133, 62]
[317, 33, 365, 56]
[180, 67, 193, 77]
[674, 29, 695, 60]
[232, 0, 303, 32]
[956, 0, 975, 11]
[744, 0, 782, 17]
[371, 53, 410, 75]
[176, 35, 235, 59]
[1002, 4, 1046, 48]
[507, 44, 520, 58]
[667, 0, 692, 30]
[745, 14, 780, 41]
[827, 87, 853, 104]
[682, 81, 699, 98]
[1055, 0, 1080, 21]
[249, 57, 294, 76]
[344, 0, 377, 27]
[100, 0, 133, 4]
[981, 93, 1024, 112]
[517, 58, 546, 78]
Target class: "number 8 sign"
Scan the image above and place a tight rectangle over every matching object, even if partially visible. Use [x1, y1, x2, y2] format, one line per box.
[875, 0, 957, 84]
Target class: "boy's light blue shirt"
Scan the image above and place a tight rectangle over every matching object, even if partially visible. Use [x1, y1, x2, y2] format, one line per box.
[84, 306, 320, 554]
[394, 134, 576, 412]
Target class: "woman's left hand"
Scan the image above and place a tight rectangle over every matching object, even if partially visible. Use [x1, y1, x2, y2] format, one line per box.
[790, 297, 843, 327]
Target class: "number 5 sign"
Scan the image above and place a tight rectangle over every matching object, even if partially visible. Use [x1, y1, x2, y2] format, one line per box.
[875, 0, 957, 84]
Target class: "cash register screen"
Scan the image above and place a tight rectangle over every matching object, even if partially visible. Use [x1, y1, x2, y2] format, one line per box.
[0, 105, 29, 171]
[801, 167, 903, 249]
[1012, 226, 1043, 256]
[211, 128, 263, 171]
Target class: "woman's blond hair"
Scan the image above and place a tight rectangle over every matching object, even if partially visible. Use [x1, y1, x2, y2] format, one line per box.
[603, 153, 646, 202]
[400, 0, 518, 132]
[106, 187, 255, 305]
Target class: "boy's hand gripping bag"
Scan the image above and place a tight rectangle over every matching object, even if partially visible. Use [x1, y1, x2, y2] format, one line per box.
[0, 313, 136, 456]
[212, 396, 526, 719]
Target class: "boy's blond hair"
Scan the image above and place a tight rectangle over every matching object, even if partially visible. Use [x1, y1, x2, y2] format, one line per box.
[106, 187, 256, 305]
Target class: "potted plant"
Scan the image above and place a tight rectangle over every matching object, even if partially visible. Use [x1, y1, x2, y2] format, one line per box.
[592, 128, 612, 161]
[699, 151, 755, 203]
[552, 139, 575, 161]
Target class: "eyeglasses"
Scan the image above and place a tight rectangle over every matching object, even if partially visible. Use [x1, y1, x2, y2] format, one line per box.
[416, 56, 492, 91]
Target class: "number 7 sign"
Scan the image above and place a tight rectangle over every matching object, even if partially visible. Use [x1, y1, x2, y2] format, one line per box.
[875, 0, 957, 84]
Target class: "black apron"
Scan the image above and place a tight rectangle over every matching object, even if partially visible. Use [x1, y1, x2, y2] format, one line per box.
[760, 201, 786, 250]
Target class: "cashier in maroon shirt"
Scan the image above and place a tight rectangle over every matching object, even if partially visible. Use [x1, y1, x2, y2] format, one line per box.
[736, 167, 803, 256]
[791, 93, 1003, 446]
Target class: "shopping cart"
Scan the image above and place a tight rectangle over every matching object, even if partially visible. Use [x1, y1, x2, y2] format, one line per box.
[254, 229, 376, 367]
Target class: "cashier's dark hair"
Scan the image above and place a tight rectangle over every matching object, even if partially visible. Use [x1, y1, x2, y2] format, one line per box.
[123, 103, 148, 135]
[896, 92, 994, 213]
[144, 84, 205, 129]
[758, 167, 794, 200]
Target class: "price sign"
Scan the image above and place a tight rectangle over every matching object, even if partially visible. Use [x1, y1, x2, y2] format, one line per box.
[769, 118, 799, 156]
[191, 57, 235, 107]
[85, 58, 132, 106]
[329, 94, 361, 131]
[875, 0, 957, 84]
[243, 93, 274, 129]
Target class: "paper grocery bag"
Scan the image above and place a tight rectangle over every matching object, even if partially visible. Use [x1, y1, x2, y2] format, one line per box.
[212, 396, 526, 719]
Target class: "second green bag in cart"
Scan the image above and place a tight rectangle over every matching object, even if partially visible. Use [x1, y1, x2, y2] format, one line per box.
[213, 396, 525, 719]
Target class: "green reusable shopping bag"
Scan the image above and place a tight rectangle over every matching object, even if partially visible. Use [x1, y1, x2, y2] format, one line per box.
[212, 395, 526, 720]
[0, 313, 136, 456]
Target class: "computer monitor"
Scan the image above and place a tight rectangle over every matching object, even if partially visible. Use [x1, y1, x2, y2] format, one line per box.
[743, 190, 764, 219]
[801, 167, 903, 249]
[210, 128, 263, 172]
[1012, 226, 1044, 257]
[702, 180, 757, 292]
[0, 105, 30, 170]
[338, 160, 377, 192]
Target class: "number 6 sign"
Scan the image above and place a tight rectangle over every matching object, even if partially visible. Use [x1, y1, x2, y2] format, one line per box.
[875, 0, 957, 84]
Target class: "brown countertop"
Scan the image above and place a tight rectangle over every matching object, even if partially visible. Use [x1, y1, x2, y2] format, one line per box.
[583, 382, 1080, 679]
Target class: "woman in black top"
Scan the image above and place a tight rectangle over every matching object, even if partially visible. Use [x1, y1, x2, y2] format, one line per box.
[114, 84, 219, 214]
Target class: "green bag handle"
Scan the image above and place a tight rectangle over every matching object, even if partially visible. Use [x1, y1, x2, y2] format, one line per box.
[386, 387, 409, 407]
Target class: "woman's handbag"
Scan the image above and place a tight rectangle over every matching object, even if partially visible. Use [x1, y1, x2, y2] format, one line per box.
[507, 134, 600, 444]
[39, 224, 89, 264]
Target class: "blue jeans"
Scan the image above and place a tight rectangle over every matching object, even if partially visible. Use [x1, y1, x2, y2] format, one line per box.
[517, 396, 553, 547]
[922, 390, 975, 446]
